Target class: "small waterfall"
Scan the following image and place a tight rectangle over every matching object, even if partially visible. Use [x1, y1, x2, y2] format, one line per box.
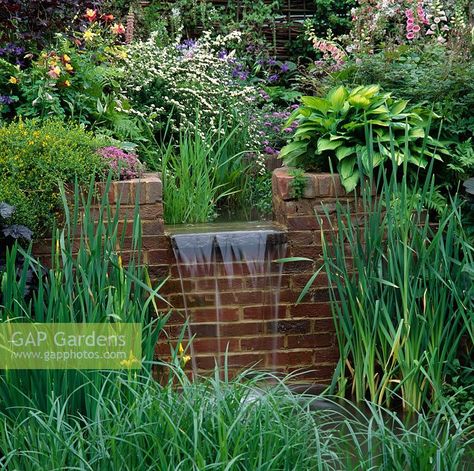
[169, 223, 287, 376]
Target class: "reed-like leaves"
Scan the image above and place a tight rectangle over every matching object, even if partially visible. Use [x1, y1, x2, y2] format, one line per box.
[319, 136, 474, 411]
[0, 175, 169, 416]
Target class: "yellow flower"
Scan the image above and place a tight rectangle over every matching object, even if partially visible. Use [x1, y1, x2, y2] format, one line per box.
[64, 80, 71, 87]
[65, 63, 74, 72]
[177, 343, 191, 366]
[83, 30, 96, 42]
[8, 76, 18, 85]
[62, 54, 71, 63]
[120, 351, 140, 369]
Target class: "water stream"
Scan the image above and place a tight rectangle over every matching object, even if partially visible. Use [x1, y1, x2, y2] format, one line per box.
[169, 222, 287, 375]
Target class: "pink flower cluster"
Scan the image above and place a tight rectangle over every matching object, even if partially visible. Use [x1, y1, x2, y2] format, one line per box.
[405, 3, 428, 40]
[97, 146, 144, 180]
[313, 38, 346, 67]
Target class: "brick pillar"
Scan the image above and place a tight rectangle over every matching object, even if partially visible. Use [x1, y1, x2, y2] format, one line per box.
[33, 172, 165, 261]
[270, 167, 357, 383]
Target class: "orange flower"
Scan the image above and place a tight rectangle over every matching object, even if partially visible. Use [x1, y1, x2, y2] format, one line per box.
[84, 9, 97, 22]
[47, 66, 61, 79]
[111, 23, 126, 35]
[102, 13, 115, 22]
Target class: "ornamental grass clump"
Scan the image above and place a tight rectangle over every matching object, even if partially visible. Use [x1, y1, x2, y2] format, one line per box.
[309, 135, 474, 412]
[0, 177, 169, 417]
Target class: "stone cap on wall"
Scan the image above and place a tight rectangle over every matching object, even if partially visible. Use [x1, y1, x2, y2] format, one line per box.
[95, 172, 162, 205]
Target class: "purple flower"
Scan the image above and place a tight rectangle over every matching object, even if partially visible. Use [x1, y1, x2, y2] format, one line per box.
[263, 121, 272, 127]
[97, 146, 144, 180]
[280, 62, 290, 73]
[0, 95, 15, 105]
[267, 58, 277, 66]
[267, 74, 279, 83]
[283, 127, 293, 133]
[218, 49, 228, 59]
[177, 39, 197, 52]
[264, 146, 277, 155]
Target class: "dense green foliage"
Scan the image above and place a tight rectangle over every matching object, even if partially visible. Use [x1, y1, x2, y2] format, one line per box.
[0, 369, 472, 470]
[0, 119, 106, 233]
[280, 85, 443, 191]
[0, 181, 167, 416]
[296, 142, 474, 411]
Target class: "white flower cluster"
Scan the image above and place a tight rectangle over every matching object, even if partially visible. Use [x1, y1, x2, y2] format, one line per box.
[120, 31, 267, 170]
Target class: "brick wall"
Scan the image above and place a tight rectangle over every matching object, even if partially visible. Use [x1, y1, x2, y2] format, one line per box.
[33, 169, 359, 384]
[33, 173, 164, 264]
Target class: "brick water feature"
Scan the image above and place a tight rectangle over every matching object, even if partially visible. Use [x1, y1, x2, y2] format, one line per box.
[34, 168, 356, 384]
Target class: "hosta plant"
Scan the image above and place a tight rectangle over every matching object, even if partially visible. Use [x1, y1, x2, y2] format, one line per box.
[279, 84, 445, 192]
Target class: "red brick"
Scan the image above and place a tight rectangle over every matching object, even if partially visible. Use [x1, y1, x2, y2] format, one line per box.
[191, 308, 240, 323]
[146, 249, 175, 265]
[286, 216, 319, 231]
[280, 259, 314, 274]
[287, 231, 315, 246]
[169, 293, 215, 309]
[289, 303, 332, 318]
[192, 338, 240, 353]
[219, 291, 264, 305]
[290, 245, 322, 259]
[220, 323, 264, 337]
[241, 336, 285, 351]
[312, 318, 334, 332]
[291, 273, 328, 289]
[142, 219, 164, 235]
[269, 351, 314, 366]
[266, 319, 310, 334]
[194, 277, 243, 291]
[313, 346, 340, 363]
[287, 333, 334, 349]
[243, 305, 286, 320]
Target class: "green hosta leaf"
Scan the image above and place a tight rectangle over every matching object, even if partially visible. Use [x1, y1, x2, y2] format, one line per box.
[340, 170, 360, 192]
[361, 84, 381, 98]
[390, 100, 409, 115]
[361, 148, 384, 169]
[328, 86, 348, 111]
[293, 125, 321, 137]
[301, 96, 331, 115]
[317, 138, 343, 153]
[408, 155, 428, 168]
[279, 141, 308, 161]
[348, 94, 371, 109]
[339, 155, 356, 179]
[367, 105, 389, 115]
[335, 146, 356, 161]
[338, 155, 360, 191]
[394, 151, 406, 165]
[368, 119, 390, 127]
[409, 127, 426, 139]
